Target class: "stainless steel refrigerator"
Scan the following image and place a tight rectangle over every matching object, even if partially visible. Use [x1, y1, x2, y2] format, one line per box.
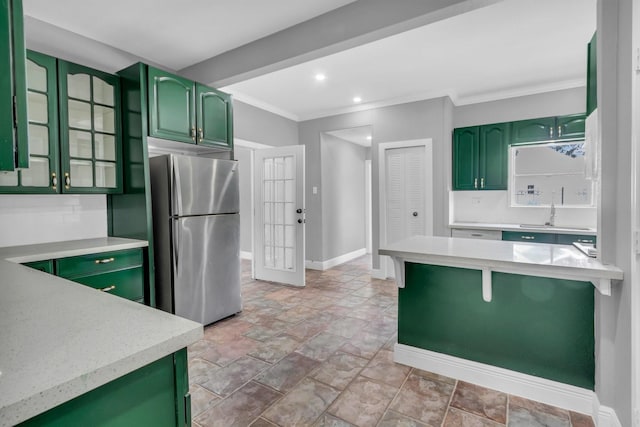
[149, 154, 241, 325]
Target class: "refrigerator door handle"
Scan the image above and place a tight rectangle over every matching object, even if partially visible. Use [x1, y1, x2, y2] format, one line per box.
[172, 157, 184, 217]
[172, 221, 180, 274]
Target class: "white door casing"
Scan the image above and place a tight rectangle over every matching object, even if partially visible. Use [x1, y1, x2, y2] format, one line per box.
[253, 145, 306, 287]
[379, 139, 433, 278]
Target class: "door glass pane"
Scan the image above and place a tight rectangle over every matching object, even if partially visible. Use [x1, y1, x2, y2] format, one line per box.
[94, 105, 115, 133]
[27, 60, 47, 92]
[28, 92, 48, 123]
[95, 161, 116, 188]
[263, 158, 273, 179]
[68, 100, 92, 129]
[284, 156, 294, 179]
[70, 160, 93, 187]
[284, 248, 294, 270]
[69, 130, 93, 158]
[28, 124, 49, 156]
[95, 134, 116, 161]
[67, 73, 90, 100]
[0, 171, 18, 186]
[93, 77, 114, 106]
[21, 157, 49, 187]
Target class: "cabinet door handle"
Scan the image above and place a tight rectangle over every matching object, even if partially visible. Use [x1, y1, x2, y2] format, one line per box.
[100, 285, 116, 292]
[191, 127, 196, 141]
[522, 236, 535, 240]
[198, 128, 203, 142]
[549, 127, 553, 139]
[480, 177, 485, 188]
[95, 257, 115, 264]
[474, 178, 478, 189]
[471, 233, 483, 237]
[64, 172, 70, 189]
[51, 172, 57, 190]
[558, 126, 562, 137]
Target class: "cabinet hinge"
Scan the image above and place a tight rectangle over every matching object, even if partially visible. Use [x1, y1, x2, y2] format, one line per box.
[636, 48, 640, 72]
[635, 230, 640, 255]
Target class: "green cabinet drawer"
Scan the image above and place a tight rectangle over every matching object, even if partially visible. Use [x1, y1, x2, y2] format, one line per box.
[502, 231, 556, 244]
[556, 234, 597, 245]
[74, 267, 144, 301]
[23, 259, 54, 274]
[56, 248, 143, 279]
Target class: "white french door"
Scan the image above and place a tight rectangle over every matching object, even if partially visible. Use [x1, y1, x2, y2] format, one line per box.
[253, 145, 305, 286]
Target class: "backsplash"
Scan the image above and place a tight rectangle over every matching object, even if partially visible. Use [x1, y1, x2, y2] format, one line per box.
[450, 191, 597, 228]
[0, 195, 107, 247]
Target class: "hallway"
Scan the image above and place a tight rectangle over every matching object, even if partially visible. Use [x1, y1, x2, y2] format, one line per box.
[188, 257, 595, 427]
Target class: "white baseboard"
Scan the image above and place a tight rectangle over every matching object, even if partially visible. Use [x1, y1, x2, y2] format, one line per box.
[596, 402, 622, 427]
[394, 343, 604, 417]
[240, 251, 252, 260]
[371, 268, 386, 279]
[305, 248, 366, 271]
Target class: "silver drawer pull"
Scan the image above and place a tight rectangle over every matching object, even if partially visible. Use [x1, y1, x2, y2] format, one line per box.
[522, 236, 535, 240]
[471, 234, 483, 237]
[100, 285, 116, 292]
[577, 239, 593, 243]
[95, 257, 115, 264]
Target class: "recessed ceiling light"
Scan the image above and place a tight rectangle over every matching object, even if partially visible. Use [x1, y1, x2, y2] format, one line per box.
[353, 96, 362, 103]
[366, 136, 372, 140]
[315, 73, 326, 81]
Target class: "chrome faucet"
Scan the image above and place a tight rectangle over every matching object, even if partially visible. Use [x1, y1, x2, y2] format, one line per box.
[546, 193, 556, 226]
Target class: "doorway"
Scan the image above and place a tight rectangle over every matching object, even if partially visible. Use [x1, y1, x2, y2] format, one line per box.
[379, 139, 433, 278]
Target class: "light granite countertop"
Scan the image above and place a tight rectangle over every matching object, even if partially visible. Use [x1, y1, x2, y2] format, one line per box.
[379, 236, 622, 297]
[449, 221, 597, 236]
[0, 238, 203, 426]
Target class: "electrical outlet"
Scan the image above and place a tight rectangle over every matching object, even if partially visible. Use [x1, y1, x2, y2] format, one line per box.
[472, 197, 481, 205]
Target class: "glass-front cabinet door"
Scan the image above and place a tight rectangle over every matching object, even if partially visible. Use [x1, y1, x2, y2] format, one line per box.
[0, 50, 59, 193]
[58, 61, 122, 193]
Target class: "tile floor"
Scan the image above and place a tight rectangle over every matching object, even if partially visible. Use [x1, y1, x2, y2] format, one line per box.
[188, 257, 595, 427]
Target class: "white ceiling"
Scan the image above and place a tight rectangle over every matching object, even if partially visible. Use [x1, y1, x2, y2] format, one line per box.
[22, 0, 596, 122]
[224, 0, 596, 121]
[22, 0, 357, 70]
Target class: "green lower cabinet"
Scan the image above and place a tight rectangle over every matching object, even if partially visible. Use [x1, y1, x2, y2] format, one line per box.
[73, 267, 144, 301]
[18, 349, 191, 427]
[502, 231, 556, 244]
[23, 259, 54, 274]
[399, 263, 594, 389]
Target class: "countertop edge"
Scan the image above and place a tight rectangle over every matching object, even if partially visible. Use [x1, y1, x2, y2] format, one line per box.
[449, 222, 597, 236]
[0, 237, 149, 264]
[4, 326, 203, 426]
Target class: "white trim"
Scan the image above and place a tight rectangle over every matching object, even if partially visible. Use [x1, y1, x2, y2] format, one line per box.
[632, 2, 640, 424]
[394, 343, 600, 417]
[371, 268, 386, 280]
[234, 138, 273, 150]
[240, 251, 252, 260]
[378, 139, 433, 280]
[597, 403, 622, 427]
[304, 248, 367, 271]
[226, 91, 300, 122]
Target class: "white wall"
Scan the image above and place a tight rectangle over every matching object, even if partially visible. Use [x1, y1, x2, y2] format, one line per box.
[0, 195, 107, 247]
[320, 133, 367, 260]
[235, 146, 253, 255]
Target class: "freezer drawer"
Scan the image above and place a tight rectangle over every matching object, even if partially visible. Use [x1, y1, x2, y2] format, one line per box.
[171, 213, 241, 325]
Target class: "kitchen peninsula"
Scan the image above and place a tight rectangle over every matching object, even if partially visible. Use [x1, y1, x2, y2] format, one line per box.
[0, 238, 203, 426]
[379, 236, 622, 412]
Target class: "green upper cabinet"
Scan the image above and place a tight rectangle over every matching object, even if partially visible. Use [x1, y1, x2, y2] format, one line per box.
[196, 84, 233, 149]
[556, 114, 586, 140]
[453, 123, 508, 191]
[511, 115, 585, 144]
[58, 60, 122, 193]
[148, 67, 196, 144]
[0, 50, 59, 193]
[511, 117, 556, 144]
[479, 123, 509, 190]
[452, 127, 479, 190]
[586, 32, 597, 116]
[147, 66, 233, 150]
[0, 0, 28, 171]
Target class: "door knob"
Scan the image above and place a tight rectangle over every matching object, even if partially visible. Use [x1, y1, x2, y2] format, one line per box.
[412, 212, 418, 217]
[296, 208, 302, 213]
